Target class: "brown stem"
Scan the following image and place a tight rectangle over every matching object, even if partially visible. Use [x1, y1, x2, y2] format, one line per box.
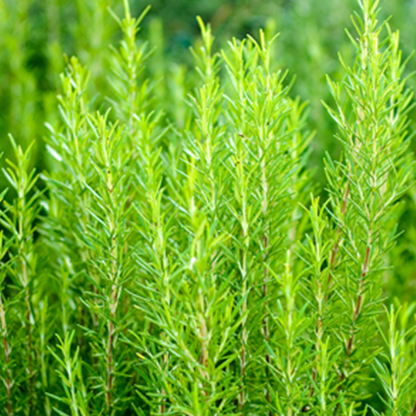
[105, 165, 119, 414]
[106, 282, 117, 412]
[346, 244, 370, 356]
[0, 294, 13, 416]
[332, 243, 371, 416]
[25, 278, 34, 409]
[326, 185, 350, 292]
[262, 235, 271, 413]
[309, 186, 350, 401]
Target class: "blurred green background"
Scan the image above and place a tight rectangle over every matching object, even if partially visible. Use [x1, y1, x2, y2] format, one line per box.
[2, 0, 416, 159]
[3, 0, 416, 166]
[1, 0, 416, 299]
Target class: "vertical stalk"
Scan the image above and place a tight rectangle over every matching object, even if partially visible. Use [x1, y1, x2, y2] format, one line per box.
[105, 165, 117, 411]
[81, 111, 134, 412]
[235, 164, 250, 414]
[345, 238, 372, 357]
[260, 145, 271, 412]
[326, 185, 349, 293]
[1, 139, 40, 414]
[25, 285, 33, 400]
[324, 1, 414, 410]
[0, 293, 12, 416]
[262, 234, 270, 410]
[222, 38, 251, 413]
[19, 192, 34, 408]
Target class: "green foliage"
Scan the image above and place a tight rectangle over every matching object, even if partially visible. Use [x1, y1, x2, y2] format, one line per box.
[1, 0, 416, 415]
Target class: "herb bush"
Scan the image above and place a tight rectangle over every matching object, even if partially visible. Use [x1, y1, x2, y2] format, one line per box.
[1, 0, 416, 414]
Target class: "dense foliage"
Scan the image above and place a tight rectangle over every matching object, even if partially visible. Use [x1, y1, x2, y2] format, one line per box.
[1, 0, 416, 415]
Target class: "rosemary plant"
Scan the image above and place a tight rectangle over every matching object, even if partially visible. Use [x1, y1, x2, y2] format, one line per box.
[1, 0, 416, 415]
[322, 0, 414, 408]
